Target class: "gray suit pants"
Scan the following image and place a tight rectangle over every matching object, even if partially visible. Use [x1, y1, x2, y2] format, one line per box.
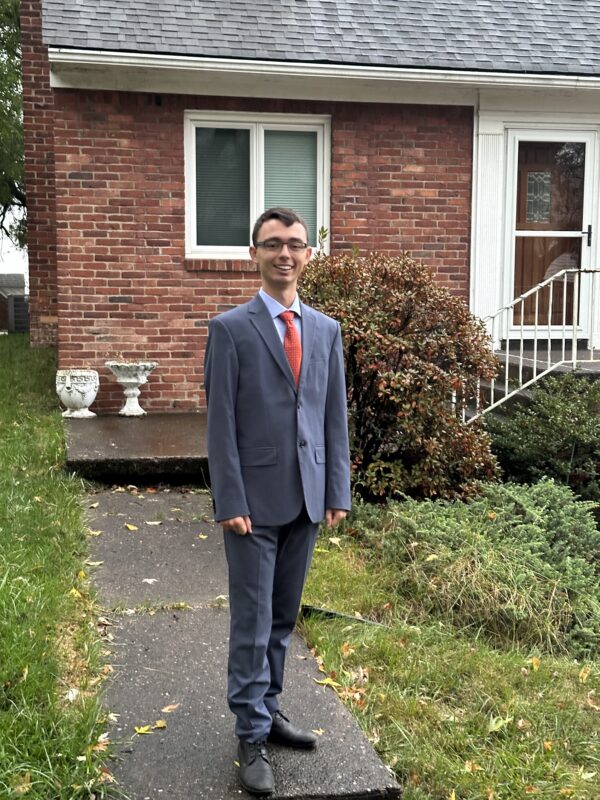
[223, 508, 319, 742]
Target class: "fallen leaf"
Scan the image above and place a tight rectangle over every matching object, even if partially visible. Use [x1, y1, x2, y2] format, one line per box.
[313, 677, 341, 689]
[448, 791, 456, 800]
[525, 787, 540, 794]
[98, 768, 115, 784]
[124, 523, 139, 531]
[197, 534, 208, 540]
[142, 578, 158, 584]
[146, 488, 158, 493]
[152, 719, 167, 729]
[341, 642, 355, 657]
[579, 665, 591, 684]
[89, 501, 100, 508]
[543, 740, 553, 752]
[161, 703, 181, 713]
[464, 760, 484, 772]
[586, 690, 600, 711]
[93, 733, 110, 752]
[314, 547, 328, 553]
[87, 529, 103, 537]
[134, 725, 153, 735]
[531, 656, 541, 672]
[77, 570, 86, 580]
[146, 520, 163, 526]
[488, 715, 512, 733]
[312, 728, 325, 736]
[85, 560, 104, 567]
[69, 587, 83, 599]
[10, 771, 31, 795]
[425, 554, 439, 562]
[234, 760, 240, 768]
[328, 536, 342, 547]
[65, 688, 80, 703]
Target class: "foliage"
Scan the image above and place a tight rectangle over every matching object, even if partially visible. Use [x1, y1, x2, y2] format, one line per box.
[0, 0, 26, 247]
[0, 336, 111, 798]
[487, 373, 600, 502]
[300, 251, 498, 500]
[303, 509, 600, 800]
[335, 481, 600, 657]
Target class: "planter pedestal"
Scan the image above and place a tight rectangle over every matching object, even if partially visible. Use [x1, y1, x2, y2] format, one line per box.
[105, 361, 158, 416]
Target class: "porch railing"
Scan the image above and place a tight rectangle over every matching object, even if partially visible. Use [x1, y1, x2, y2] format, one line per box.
[463, 268, 600, 423]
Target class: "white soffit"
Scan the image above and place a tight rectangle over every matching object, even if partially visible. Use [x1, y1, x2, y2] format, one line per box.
[48, 49, 600, 105]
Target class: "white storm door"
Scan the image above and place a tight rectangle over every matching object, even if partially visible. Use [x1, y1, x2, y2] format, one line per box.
[505, 130, 597, 337]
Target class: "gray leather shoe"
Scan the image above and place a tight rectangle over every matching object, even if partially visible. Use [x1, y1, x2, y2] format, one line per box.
[237, 739, 274, 796]
[267, 711, 317, 749]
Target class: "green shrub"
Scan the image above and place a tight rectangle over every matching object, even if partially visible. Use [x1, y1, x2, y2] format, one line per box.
[487, 373, 600, 502]
[343, 480, 600, 657]
[300, 251, 498, 500]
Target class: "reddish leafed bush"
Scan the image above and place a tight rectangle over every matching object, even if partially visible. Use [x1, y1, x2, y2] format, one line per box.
[300, 251, 498, 500]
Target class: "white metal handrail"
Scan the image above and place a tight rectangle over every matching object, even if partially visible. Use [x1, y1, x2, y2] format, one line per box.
[464, 268, 600, 422]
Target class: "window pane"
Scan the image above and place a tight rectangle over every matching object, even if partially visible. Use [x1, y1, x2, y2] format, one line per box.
[196, 128, 250, 247]
[264, 131, 317, 245]
[516, 141, 585, 231]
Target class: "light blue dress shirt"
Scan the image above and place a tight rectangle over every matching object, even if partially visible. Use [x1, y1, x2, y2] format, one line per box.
[259, 288, 302, 345]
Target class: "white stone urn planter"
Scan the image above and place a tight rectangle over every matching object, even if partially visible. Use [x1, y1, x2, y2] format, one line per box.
[105, 360, 158, 416]
[56, 369, 99, 418]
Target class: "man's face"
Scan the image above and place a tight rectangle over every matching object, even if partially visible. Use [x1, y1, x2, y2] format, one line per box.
[249, 219, 312, 297]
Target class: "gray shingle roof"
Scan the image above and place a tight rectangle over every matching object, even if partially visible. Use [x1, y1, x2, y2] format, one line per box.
[41, 1, 600, 77]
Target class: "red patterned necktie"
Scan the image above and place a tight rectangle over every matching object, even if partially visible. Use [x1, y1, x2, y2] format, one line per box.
[279, 310, 302, 386]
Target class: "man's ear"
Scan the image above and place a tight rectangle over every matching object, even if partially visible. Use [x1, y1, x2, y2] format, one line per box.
[249, 246, 257, 262]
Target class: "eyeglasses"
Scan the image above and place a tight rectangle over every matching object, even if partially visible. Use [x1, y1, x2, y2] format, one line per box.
[255, 238, 308, 253]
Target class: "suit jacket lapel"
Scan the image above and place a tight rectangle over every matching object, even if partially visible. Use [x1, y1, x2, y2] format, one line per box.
[248, 294, 297, 391]
[298, 302, 316, 391]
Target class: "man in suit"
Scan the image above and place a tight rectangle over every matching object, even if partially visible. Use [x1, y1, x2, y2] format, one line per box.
[204, 207, 351, 796]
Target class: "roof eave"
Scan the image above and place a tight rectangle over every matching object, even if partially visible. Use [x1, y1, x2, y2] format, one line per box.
[47, 48, 600, 103]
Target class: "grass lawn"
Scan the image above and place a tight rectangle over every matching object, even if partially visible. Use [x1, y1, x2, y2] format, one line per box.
[303, 534, 600, 799]
[0, 335, 110, 798]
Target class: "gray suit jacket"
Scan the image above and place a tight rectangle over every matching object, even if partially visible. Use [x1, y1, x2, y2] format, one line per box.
[204, 293, 351, 526]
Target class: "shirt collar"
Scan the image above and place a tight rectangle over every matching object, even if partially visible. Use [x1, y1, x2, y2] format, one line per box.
[259, 288, 302, 319]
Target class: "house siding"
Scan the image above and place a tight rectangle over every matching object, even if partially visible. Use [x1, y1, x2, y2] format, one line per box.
[48, 89, 472, 412]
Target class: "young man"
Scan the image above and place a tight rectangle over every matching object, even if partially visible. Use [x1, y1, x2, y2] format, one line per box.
[204, 207, 351, 796]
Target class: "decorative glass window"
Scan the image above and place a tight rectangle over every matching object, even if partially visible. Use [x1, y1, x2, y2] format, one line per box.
[526, 171, 551, 223]
[185, 112, 330, 259]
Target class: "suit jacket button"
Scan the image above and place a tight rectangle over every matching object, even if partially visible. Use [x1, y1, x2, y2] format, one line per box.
[298, 440, 306, 447]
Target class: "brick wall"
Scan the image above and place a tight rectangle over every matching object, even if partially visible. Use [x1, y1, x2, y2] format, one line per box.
[49, 89, 472, 412]
[21, 0, 58, 346]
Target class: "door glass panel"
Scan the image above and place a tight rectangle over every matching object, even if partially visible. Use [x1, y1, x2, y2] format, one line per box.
[513, 237, 580, 325]
[516, 141, 585, 231]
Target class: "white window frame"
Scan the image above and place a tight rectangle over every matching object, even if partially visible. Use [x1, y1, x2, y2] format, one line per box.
[184, 111, 331, 260]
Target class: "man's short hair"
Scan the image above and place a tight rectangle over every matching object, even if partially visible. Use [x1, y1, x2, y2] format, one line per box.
[251, 207, 309, 246]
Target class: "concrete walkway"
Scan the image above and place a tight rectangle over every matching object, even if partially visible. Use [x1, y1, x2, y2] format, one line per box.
[80, 421, 401, 799]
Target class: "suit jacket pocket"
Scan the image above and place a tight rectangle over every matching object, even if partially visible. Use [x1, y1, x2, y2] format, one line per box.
[315, 445, 326, 464]
[239, 446, 277, 467]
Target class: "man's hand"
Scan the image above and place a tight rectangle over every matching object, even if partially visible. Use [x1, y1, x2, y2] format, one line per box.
[324, 508, 347, 529]
[221, 516, 253, 535]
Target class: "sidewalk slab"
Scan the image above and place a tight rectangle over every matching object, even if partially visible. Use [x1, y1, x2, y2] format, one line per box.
[105, 609, 399, 800]
[87, 488, 225, 607]
[87, 487, 402, 799]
